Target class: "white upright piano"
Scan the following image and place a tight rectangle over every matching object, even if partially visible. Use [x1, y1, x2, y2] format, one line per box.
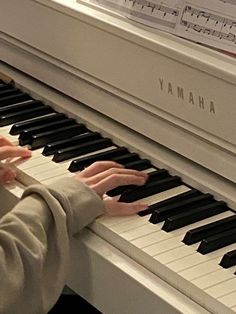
[0, 1, 236, 313]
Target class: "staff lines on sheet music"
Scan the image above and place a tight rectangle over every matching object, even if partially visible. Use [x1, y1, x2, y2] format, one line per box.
[180, 4, 236, 44]
[181, 20, 236, 44]
[125, 0, 180, 15]
[95, 0, 180, 17]
[126, 0, 180, 18]
[89, 0, 236, 52]
[93, 0, 180, 30]
[182, 4, 236, 32]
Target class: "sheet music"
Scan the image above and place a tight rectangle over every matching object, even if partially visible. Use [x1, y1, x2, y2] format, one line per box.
[85, 0, 236, 53]
[87, 0, 182, 33]
[177, 0, 236, 53]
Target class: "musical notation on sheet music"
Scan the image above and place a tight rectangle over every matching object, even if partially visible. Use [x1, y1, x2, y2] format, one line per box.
[176, 0, 236, 53]
[88, 0, 181, 32]
[84, 0, 236, 53]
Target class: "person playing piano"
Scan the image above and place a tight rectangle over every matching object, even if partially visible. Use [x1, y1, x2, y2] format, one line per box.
[0, 136, 148, 314]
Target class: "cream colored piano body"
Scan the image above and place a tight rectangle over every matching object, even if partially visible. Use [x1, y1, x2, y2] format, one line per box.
[0, 0, 236, 313]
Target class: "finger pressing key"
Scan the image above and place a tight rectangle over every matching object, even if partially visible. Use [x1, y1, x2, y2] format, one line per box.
[0, 146, 32, 161]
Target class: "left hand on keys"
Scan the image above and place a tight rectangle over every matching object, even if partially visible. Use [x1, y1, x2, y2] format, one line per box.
[0, 136, 32, 183]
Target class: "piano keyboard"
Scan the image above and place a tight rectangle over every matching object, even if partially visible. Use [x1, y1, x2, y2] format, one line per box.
[1, 80, 236, 314]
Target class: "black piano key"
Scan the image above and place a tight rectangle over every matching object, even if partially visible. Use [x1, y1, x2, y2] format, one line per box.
[183, 214, 236, 245]
[0, 100, 42, 115]
[107, 169, 169, 197]
[197, 228, 236, 255]
[139, 189, 201, 217]
[0, 87, 19, 98]
[42, 132, 102, 156]
[0, 105, 54, 127]
[119, 176, 182, 203]
[0, 83, 11, 91]
[68, 147, 129, 172]
[124, 159, 152, 171]
[149, 193, 214, 224]
[10, 112, 66, 135]
[147, 169, 170, 180]
[162, 201, 228, 232]
[112, 153, 141, 165]
[30, 124, 88, 150]
[220, 249, 236, 269]
[52, 138, 113, 163]
[19, 118, 77, 146]
[0, 92, 31, 106]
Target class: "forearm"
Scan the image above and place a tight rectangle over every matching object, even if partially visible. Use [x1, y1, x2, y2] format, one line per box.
[0, 178, 104, 314]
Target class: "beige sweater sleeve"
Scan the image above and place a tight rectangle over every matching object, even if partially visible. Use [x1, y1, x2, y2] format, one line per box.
[0, 177, 104, 314]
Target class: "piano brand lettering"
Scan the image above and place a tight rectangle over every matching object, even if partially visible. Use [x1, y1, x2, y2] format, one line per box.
[158, 78, 216, 114]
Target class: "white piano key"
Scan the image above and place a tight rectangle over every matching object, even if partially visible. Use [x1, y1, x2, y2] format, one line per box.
[18, 156, 52, 171]
[219, 291, 236, 308]
[125, 212, 212, 249]
[141, 226, 196, 256]
[0, 125, 13, 134]
[95, 214, 137, 228]
[26, 148, 44, 158]
[206, 277, 236, 299]
[157, 245, 198, 264]
[33, 167, 69, 181]
[169, 242, 236, 272]
[179, 257, 222, 281]
[0, 125, 12, 134]
[131, 211, 232, 250]
[109, 215, 148, 234]
[194, 267, 236, 289]
[144, 210, 233, 253]
[130, 226, 179, 250]
[123, 223, 163, 243]
[41, 172, 73, 185]
[167, 251, 218, 273]
[22, 161, 68, 177]
[0, 125, 19, 144]
[130, 227, 170, 247]
[143, 234, 184, 256]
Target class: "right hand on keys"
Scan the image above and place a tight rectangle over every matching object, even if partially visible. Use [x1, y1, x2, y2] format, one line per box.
[74, 161, 148, 216]
[0, 136, 32, 184]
